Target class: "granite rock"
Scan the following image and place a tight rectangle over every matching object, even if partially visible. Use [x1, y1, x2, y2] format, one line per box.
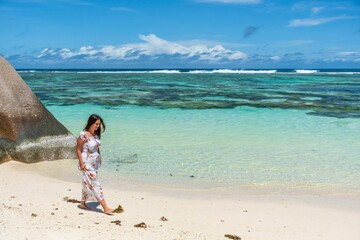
[0, 57, 76, 163]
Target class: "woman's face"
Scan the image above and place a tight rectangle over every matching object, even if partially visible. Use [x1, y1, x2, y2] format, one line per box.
[90, 119, 101, 132]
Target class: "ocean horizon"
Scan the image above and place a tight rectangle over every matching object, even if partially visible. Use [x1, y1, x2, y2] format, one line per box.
[16, 68, 360, 74]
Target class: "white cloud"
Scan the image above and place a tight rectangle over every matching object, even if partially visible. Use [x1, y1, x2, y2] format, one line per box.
[311, 6, 324, 15]
[137, 34, 189, 56]
[57, 46, 98, 59]
[37, 48, 56, 58]
[228, 51, 248, 60]
[37, 34, 247, 62]
[337, 51, 357, 56]
[323, 57, 348, 62]
[99, 45, 138, 60]
[195, 0, 261, 4]
[177, 39, 254, 49]
[323, 51, 360, 63]
[270, 55, 281, 61]
[59, 48, 75, 59]
[289, 15, 350, 27]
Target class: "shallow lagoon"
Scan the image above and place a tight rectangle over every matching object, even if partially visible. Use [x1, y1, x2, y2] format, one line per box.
[21, 71, 360, 193]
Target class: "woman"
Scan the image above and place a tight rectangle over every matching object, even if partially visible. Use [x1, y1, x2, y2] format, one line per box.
[76, 114, 114, 214]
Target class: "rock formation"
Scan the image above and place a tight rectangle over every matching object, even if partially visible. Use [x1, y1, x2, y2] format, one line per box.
[0, 57, 76, 163]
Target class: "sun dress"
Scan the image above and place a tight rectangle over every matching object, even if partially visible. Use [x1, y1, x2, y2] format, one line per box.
[79, 131, 104, 201]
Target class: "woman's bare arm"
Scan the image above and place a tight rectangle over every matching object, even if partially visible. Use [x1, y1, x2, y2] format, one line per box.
[77, 137, 86, 170]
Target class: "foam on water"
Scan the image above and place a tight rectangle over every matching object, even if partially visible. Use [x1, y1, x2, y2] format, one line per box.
[150, 70, 181, 74]
[295, 69, 319, 74]
[188, 69, 278, 74]
[211, 69, 277, 74]
[17, 69, 360, 75]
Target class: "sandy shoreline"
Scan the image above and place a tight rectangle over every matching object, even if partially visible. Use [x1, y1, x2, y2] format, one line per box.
[1, 160, 360, 240]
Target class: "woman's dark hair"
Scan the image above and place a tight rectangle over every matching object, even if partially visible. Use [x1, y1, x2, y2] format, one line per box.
[83, 114, 106, 139]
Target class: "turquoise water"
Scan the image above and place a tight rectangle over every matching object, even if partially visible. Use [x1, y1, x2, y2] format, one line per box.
[19, 71, 360, 192]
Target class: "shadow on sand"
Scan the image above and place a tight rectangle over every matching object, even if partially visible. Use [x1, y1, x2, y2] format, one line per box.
[77, 202, 103, 214]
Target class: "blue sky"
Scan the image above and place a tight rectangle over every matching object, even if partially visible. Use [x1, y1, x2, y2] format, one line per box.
[0, 0, 359, 69]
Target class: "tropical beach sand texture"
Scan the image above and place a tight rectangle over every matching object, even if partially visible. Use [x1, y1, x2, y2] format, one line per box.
[1, 159, 360, 240]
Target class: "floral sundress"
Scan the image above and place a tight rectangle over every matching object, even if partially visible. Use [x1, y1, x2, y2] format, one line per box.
[79, 131, 104, 201]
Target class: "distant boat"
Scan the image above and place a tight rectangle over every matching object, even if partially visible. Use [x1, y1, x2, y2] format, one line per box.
[295, 69, 319, 74]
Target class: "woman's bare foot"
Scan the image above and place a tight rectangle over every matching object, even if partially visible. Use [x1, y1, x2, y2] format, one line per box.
[104, 208, 114, 215]
[99, 199, 114, 215]
[79, 203, 90, 210]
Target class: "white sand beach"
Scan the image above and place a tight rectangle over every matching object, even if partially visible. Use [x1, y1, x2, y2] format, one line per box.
[1, 160, 360, 240]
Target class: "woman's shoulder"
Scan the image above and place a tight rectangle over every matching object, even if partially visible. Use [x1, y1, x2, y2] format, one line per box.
[78, 131, 88, 142]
